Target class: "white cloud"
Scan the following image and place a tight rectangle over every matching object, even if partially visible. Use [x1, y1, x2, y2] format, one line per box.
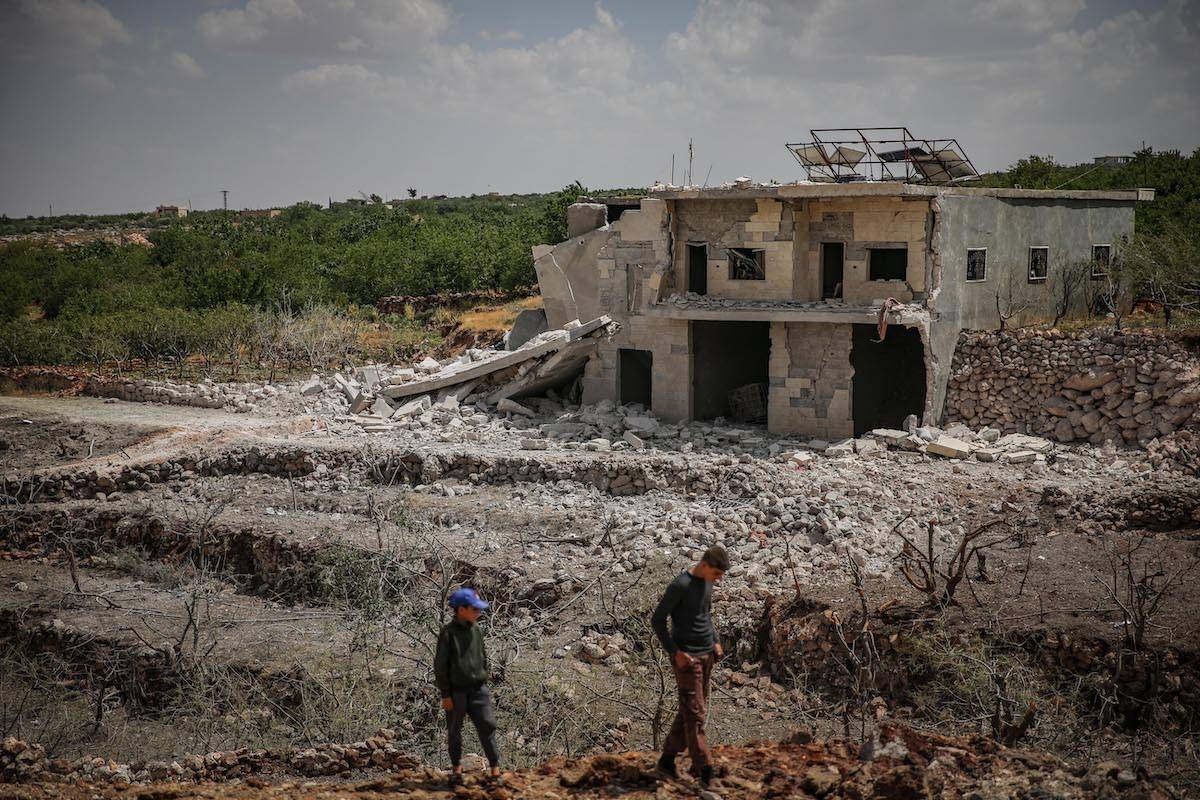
[282, 63, 381, 93]
[659, 0, 1200, 172]
[170, 51, 206, 79]
[1, 0, 132, 62]
[478, 29, 523, 42]
[197, 0, 451, 58]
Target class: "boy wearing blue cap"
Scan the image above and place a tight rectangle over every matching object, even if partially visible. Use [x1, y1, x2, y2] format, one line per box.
[434, 587, 500, 782]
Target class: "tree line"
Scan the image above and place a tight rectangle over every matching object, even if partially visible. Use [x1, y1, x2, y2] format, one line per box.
[0, 185, 595, 369]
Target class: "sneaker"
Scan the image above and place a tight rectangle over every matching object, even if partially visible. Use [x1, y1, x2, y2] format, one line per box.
[656, 753, 678, 779]
[700, 765, 714, 787]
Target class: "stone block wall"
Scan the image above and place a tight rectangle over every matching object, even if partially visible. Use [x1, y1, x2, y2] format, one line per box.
[767, 322, 854, 439]
[945, 329, 1200, 446]
[672, 198, 798, 301]
[803, 197, 929, 304]
[585, 316, 691, 421]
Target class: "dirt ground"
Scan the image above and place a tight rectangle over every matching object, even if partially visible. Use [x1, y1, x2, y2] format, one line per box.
[1, 393, 1198, 796]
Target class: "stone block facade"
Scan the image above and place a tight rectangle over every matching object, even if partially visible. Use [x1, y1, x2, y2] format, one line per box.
[534, 185, 1143, 439]
[801, 197, 929, 303]
[767, 322, 854, 439]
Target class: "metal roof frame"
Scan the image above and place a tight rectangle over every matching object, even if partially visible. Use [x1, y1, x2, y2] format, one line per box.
[785, 127, 980, 185]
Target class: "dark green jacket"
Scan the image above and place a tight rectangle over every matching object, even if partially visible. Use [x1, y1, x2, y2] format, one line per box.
[433, 619, 488, 698]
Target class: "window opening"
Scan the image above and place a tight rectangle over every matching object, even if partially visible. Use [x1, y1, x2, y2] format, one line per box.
[728, 248, 766, 281]
[1028, 247, 1048, 283]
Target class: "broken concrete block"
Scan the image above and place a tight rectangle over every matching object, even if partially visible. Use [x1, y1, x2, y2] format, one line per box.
[391, 396, 431, 419]
[805, 439, 830, 452]
[869, 429, 910, 447]
[788, 451, 814, 466]
[415, 356, 441, 373]
[854, 438, 881, 455]
[497, 398, 535, 417]
[506, 308, 549, 351]
[350, 393, 371, 414]
[915, 426, 940, 443]
[979, 427, 1001, 443]
[974, 447, 1003, 462]
[356, 366, 381, 388]
[386, 369, 417, 385]
[997, 433, 1053, 454]
[541, 422, 589, 438]
[368, 397, 394, 418]
[926, 436, 973, 459]
[623, 430, 646, 450]
[825, 440, 855, 457]
[299, 376, 322, 396]
[903, 414, 919, 433]
[1002, 449, 1038, 464]
[434, 392, 460, 412]
[624, 415, 660, 434]
[520, 438, 549, 450]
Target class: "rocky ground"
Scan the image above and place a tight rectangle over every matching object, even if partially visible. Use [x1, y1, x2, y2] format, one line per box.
[1, 351, 1198, 797]
[0, 724, 1180, 799]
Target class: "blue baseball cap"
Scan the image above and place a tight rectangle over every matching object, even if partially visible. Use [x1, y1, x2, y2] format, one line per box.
[449, 587, 489, 610]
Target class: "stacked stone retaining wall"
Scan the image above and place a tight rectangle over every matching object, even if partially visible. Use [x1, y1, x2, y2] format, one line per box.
[945, 329, 1200, 446]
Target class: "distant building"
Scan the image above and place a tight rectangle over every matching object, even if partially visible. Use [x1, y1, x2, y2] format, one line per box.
[238, 208, 281, 219]
[155, 205, 188, 218]
[1093, 155, 1133, 166]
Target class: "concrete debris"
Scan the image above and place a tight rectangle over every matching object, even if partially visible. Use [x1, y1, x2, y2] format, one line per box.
[497, 398, 535, 418]
[391, 393, 429, 419]
[925, 436, 973, 459]
[380, 316, 613, 405]
[505, 307, 549, 350]
[622, 430, 646, 450]
[299, 376, 323, 397]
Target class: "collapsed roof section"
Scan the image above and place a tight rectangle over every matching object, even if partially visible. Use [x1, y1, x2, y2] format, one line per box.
[786, 127, 979, 185]
[379, 316, 616, 406]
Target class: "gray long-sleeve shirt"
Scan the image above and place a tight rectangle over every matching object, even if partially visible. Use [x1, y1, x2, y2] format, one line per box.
[651, 570, 715, 656]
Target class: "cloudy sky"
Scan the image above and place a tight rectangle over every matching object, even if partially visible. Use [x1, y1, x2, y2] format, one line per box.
[1, 0, 1197, 216]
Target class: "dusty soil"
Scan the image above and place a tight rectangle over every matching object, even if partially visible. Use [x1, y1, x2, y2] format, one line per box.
[1, 392, 1198, 795]
[0, 724, 1179, 799]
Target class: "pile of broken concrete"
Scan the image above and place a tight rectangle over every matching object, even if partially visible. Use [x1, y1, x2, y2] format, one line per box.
[330, 316, 614, 433]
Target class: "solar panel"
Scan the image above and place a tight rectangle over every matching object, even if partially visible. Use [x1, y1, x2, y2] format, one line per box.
[789, 143, 831, 166]
[831, 146, 866, 167]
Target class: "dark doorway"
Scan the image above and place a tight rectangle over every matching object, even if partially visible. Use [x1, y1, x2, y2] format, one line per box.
[822, 242, 844, 299]
[687, 243, 708, 295]
[850, 324, 926, 436]
[691, 321, 770, 420]
[619, 348, 653, 407]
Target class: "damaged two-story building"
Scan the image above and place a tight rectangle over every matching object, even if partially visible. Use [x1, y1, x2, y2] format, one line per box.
[533, 179, 1150, 440]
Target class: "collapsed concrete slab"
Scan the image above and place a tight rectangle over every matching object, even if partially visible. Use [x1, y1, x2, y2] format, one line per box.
[379, 316, 615, 404]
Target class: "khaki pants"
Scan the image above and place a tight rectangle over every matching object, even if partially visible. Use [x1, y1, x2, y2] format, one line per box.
[663, 652, 715, 772]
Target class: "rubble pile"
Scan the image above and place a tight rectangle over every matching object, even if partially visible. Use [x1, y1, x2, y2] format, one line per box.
[946, 329, 1200, 448]
[2, 725, 1176, 798]
[1, 445, 353, 502]
[1, 730, 418, 785]
[661, 292, 924, 319]
[333, 316, 615, 432]
[82, 375, 344, 416]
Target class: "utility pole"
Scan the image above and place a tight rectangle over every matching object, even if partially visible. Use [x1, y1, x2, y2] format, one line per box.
[688, 138, 694, 186]
[671, 154, 675, 186]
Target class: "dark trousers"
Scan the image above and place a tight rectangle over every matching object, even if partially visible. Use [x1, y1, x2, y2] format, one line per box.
[446, 684, 500, 768]
[663, 652, 715, 771]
